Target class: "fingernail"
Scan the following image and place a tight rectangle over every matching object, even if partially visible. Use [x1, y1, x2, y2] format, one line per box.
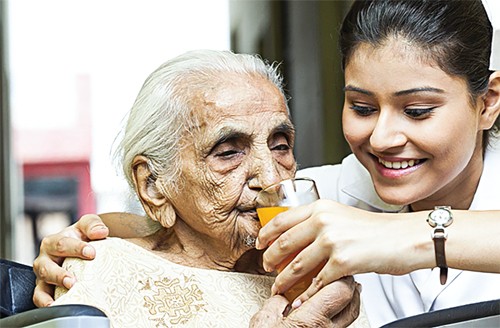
[271, 283, 278, 295]
[82, 246, 92, 258]
[63, 276, 75, 289]
[282, 304, 292, 317]
[255, 238, 262, 250]
[91, 225, 107, 232]
[291, 299, 302, 309]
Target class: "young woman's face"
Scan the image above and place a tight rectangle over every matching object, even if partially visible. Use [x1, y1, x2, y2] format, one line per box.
[342, 40, 486, 210]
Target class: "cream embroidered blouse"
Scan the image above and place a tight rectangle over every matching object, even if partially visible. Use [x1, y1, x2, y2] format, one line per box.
[53, 238, 275, 327]
[53, 237, 370, 327]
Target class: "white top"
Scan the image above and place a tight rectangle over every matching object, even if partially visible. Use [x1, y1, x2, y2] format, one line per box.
[296, 137, 500, 327]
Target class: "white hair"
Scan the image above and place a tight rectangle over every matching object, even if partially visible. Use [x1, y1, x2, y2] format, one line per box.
[114, 49, 288, 195]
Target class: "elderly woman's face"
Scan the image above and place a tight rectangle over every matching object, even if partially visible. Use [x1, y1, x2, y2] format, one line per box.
[167, 73, 296, 258]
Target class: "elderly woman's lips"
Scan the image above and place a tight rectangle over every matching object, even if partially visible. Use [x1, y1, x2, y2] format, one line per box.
[238, 208, 258, 220]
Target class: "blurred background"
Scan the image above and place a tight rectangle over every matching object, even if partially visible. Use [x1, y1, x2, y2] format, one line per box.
[0, 0, 352, 264]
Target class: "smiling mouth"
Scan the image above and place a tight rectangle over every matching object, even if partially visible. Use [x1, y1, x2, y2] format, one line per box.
[377, 157, 425, 169]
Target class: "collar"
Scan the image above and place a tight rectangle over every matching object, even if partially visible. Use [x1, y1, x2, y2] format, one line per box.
[338, 154, 408, 213]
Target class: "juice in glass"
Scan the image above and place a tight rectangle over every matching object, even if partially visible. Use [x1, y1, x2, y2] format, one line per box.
[257, 205, 323, 301]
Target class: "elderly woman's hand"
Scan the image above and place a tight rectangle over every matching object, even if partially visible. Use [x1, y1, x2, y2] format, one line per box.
[32, 214, 109, 307]
[250, 276, 361, 328]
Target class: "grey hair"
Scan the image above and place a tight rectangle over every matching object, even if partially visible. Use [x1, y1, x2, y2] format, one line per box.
[114, 49, 288, 196]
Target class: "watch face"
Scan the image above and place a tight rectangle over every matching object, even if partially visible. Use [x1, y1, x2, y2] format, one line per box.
[432, 209, 451, 225]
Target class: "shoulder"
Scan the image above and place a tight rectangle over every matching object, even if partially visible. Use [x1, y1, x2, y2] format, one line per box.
[297, 154, 404, 212]
[296, 154, 370, 202]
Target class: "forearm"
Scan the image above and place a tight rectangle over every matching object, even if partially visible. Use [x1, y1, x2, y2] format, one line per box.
[396, 210, 500, 273]
[99, 212, 161, 238]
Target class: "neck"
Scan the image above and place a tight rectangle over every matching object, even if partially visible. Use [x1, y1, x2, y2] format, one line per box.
[411, 144, 484, 212]
[129, 220, 247, 271]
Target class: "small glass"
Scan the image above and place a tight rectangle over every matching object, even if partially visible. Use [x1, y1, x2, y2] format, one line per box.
[256, 177, 321, 301]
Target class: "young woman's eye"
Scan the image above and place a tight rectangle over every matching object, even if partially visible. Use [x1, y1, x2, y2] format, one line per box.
[350, 104, 377, 116]
[404, 107, 435, 118]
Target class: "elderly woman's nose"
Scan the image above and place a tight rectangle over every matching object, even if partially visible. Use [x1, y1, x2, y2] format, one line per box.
[247, 153, 282, 189]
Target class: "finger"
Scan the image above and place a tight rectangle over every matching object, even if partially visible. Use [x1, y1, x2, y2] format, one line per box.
[293, 276, 356, 319]
[288, 249, 348, 305]
[256, 202, 317, 250]
[73, 214, 109, 241]
[33, 282, 56, 307]
[261, 210, 325, 274]
[41, 234, 96, 259]
[330, 282, 362, 327]
[269, 245, 325, 297]
[33, 256, 76, 287]
[249, 295, 289, 327]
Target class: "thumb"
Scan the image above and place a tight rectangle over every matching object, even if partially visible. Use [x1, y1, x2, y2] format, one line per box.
[250, 295, 289, 327]
[75, 214, 109, 241]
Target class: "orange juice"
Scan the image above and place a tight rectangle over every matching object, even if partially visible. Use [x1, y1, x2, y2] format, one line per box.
[256, 206, 289, 226]
[257, 206, 323, 301]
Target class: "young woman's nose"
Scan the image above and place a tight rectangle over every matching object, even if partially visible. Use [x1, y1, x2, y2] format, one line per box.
[369, 111, 407, 152]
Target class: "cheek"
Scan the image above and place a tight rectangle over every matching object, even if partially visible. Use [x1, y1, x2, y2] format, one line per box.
[274, 153, 296, 177]
[342, 112, 373, 148]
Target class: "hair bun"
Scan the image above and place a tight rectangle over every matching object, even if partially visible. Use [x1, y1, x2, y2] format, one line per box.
[482, 0, 500, 70]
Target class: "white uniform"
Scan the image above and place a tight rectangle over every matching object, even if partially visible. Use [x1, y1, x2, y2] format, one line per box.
[296, 138, 500, 327]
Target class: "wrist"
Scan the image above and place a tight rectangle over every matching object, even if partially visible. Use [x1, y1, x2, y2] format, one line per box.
[396, 211, 436, 271]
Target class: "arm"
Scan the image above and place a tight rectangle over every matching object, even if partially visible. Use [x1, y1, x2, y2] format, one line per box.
[256, 200, 500, 305]
[33, 212, 151, 307]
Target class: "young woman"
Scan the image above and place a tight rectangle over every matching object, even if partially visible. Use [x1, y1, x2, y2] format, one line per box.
[256, 0, 500, 326]
[32, 0, 500, 327]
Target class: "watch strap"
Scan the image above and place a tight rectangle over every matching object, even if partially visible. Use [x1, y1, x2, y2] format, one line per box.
[432, 228, 448, 284]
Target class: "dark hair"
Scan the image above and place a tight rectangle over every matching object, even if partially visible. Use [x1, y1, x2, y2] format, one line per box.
[339, 0, 498, 145]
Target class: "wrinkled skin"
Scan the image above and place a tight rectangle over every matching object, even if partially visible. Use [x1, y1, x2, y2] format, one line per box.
[129, 72, 296, 270]
[250, 277, 361, 328]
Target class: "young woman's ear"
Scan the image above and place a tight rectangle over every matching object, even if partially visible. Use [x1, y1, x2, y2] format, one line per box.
[479, 71, 500, 130]
[132, 155, 177, 228]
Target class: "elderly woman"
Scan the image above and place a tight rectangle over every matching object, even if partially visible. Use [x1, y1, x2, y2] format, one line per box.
[49, 50, 363, 327]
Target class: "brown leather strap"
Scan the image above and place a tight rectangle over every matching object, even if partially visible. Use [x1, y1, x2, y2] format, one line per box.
[433, 228, 448, 285]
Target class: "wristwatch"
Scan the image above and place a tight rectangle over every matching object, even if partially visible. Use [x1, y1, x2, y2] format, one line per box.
[427, 206, 453, 285]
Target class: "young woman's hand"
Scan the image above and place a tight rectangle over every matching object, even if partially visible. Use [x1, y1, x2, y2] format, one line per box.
[256, 199, 431, 307]
[32, 214, 109, 307]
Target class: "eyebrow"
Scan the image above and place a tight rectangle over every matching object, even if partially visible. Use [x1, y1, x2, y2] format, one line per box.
[272, 122, 295, 136]
[208, 121, 295, 153]
[343, 85, 445, 97]
[213, 128, 248, 147]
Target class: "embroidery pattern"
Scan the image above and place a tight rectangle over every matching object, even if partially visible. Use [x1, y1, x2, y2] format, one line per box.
[142, 275, 207, 327]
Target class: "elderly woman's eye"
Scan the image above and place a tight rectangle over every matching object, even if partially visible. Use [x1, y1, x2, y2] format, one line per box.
[272, 144, 290, 151]
[270, 133, 292, 151]
[216, 149, 242, 158]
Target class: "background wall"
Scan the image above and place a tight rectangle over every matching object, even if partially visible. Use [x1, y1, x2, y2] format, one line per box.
[230, 0, 352, 169]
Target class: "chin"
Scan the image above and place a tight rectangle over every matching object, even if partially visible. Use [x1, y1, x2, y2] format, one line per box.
[374, 185, 418, 206]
